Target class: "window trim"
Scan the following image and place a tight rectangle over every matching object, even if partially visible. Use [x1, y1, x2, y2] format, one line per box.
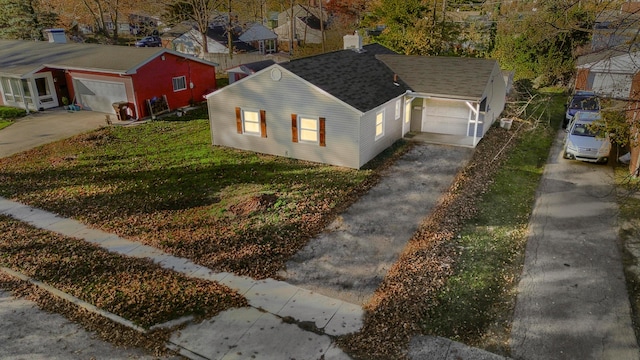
[375, 110, 385, 140]
[172, 76, 187, 92]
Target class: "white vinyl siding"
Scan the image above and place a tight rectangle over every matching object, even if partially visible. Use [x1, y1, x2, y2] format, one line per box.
[172, 76, 187, 92]
[375, 110, 385, 140]
[208, 66, 361, 168]
[299, 116, 318, 143]
[242, 109, 261, 135]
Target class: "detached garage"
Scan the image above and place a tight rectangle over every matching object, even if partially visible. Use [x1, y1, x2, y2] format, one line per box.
[0, 39, 218, 119]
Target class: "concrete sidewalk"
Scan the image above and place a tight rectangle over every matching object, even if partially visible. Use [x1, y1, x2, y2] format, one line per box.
[510, 131, 639, 359]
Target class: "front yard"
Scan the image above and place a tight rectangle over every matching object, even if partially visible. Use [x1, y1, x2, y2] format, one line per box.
[0, 90, 579, 358]
[0, 119, 394, 279]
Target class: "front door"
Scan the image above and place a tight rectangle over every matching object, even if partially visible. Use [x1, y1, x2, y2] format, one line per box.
[33, 73, 59, 109]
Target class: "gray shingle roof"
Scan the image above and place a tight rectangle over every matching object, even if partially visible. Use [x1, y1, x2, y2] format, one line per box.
[281, 44, 410, 112]
[376, 54, 498, 101]
[0, 39, 217, 77]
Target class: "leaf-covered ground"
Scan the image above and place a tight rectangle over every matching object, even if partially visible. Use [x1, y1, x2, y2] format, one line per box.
[0, 214, 247, 328]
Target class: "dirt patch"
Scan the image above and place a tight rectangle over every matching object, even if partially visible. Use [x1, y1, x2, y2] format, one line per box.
[229, 193, 279, 216]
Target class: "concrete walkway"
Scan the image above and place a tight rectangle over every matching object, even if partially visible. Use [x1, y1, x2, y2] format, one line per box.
[510, 131, 639, 359]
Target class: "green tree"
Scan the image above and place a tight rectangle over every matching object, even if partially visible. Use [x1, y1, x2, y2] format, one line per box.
[0, 0, 58, 40]
[491, 0, 595, 86]
[364, 0, 460, 55]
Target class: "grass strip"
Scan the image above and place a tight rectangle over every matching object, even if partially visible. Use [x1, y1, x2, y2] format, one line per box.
[0, 214, 247, 328]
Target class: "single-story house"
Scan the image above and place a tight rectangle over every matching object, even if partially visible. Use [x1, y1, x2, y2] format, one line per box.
[239, 23, 278, 55]
[206, 36, 505, 169]
[0, 39, 218, 119]
[226, 60, 276, 84]
[274, 4, 327, 45]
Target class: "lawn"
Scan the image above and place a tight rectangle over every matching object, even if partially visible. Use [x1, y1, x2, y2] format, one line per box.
[0, 119, 402, 279]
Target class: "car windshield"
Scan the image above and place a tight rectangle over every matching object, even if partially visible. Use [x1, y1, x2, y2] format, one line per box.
[569, 96, 599, 110]
[571, 123, 598, 137]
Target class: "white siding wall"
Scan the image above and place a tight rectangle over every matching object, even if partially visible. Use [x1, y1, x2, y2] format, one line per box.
[482, 63, 507, 133]
[358, 96, 405, 168]
[207, 66, 364, 168]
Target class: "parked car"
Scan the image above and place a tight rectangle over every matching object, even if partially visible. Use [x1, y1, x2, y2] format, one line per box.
[134, 36, 162, 47]
[564, 90, 600, 129]
[562, 111, 610, 164]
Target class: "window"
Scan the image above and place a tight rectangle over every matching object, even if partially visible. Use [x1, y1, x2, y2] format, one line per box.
[375, 110, 385, 140]
[1, 78, 14, 102]
[299, 116, 319, 143]
[235, 107, 267, 137]
[291, 114, 325, 146]
[172, 76, 187, 92]
[242, 109, 261, 135]
[395, 99, 401, 120]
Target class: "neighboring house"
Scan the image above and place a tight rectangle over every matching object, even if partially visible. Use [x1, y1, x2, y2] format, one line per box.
[0, 39, 218, 119]
[206, 36, 505, 169]
[274, 4, 327, 45]
[575, 46, 640, 176]
[168, 25, 256, 57]
[575, 47, 640, 99]
[226, 60, 275, 84]
[239, 23, 278, 55]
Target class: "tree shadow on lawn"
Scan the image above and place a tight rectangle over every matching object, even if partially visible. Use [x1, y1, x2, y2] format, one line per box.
[0, 152, 368, 278]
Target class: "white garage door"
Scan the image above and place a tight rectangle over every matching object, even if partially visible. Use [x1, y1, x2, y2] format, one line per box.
[72, 78, 127, 114]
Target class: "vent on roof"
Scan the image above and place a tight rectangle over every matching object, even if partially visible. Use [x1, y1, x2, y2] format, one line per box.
[343, 31, 363, 51]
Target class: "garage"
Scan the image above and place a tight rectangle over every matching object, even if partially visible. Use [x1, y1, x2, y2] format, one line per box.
[72, 78, 127, 114]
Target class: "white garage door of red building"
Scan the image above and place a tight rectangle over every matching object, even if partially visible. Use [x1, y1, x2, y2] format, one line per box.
[72, 78, 127, 114]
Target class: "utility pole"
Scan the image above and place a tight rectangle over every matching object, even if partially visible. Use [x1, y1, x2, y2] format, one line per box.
[319, 0, 325, 52]
[290, 0, 294, 56]
[228, 0, 233, 59]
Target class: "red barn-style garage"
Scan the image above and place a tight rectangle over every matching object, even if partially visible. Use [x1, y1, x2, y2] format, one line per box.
[0, 39, 217, 119]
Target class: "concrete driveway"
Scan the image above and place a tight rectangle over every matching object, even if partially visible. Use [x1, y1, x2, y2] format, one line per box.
[0, 109, 111, 158]
[510, 130, 638, 359]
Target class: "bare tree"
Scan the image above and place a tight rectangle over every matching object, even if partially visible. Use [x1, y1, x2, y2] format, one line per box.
[163, 0, 225, 54]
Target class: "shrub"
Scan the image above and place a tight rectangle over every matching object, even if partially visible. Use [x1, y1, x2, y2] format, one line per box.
[0, 107, 27, 120]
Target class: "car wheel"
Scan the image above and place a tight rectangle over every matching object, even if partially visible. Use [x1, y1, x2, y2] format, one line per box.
[562, 150, 570, 159]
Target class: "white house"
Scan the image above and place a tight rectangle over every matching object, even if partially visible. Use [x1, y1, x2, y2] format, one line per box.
[206, 37, 506, 169]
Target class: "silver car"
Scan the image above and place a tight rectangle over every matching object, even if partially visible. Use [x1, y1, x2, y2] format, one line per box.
[562, 111, 611, 163]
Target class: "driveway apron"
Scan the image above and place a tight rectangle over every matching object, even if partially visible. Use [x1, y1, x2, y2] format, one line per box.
[510, 130, 639, 359]
[0, 109, 110, 158]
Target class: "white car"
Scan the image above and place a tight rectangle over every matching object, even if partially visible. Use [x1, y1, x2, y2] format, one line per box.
[562, 111, 610, 164]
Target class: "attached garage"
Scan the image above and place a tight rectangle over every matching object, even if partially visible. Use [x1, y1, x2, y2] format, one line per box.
[377, 55, 506, 147]
[72, 78, 128, 114]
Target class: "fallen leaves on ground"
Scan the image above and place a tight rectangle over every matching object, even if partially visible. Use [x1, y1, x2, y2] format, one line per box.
[0, 215, 247, 329]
